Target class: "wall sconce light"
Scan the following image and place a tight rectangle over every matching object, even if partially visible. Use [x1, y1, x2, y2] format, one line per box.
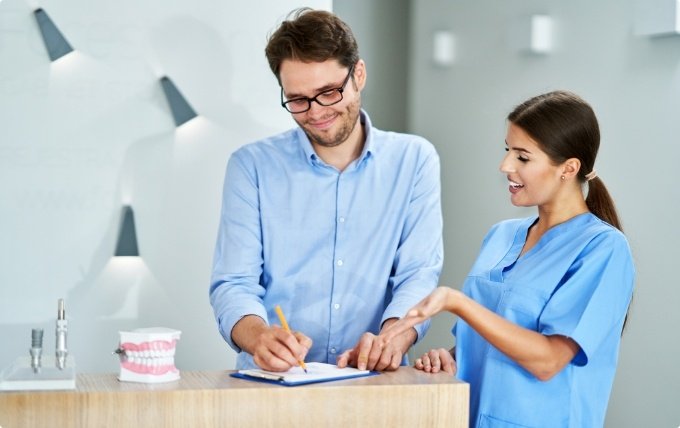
[115, 206, 140, 257]
[432, 31, 456, 67]
[634, 0, 680, 36]
[160, 76, 198, 127]
[512, 15, 553, 55]
[33, 8, 74, 62]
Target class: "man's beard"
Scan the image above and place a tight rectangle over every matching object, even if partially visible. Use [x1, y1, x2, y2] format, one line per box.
[296, 98, 361, 148]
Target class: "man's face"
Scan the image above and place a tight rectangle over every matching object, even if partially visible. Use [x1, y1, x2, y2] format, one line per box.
[279, 59, 364, 148]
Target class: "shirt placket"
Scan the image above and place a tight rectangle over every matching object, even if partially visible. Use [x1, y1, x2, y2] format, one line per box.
[327, 171, 350, 361]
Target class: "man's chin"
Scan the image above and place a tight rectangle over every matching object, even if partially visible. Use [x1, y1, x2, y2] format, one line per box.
[304, 130, 343, 148]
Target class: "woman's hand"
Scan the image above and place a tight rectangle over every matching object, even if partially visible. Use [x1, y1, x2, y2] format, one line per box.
[379, 287, 458, 344]
[414, 348, 456, 375]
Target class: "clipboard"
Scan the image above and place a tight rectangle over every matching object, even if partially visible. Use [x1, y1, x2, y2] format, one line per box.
[230, 362, 378, 386]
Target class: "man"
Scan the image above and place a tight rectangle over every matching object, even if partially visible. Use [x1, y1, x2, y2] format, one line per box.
[209, 8, 443, 372]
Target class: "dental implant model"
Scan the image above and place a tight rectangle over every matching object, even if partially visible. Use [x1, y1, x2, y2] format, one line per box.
[55, 298, 68, 370]
[29, 328, 44, 373]
[0, 299, 75, 391]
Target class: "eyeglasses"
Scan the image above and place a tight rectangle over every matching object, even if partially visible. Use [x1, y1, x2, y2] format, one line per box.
[280, 65, 355, 114]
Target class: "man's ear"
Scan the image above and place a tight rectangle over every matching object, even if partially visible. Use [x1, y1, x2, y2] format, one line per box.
[353, 59, 367, 91]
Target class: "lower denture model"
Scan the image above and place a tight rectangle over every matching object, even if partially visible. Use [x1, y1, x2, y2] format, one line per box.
[115, 327, 181, 383]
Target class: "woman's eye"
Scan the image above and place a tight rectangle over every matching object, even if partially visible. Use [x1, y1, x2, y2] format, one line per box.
[505, 147, 528, 162]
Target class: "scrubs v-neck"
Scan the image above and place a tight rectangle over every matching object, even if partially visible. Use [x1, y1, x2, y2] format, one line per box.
[453, 213, 634, 428]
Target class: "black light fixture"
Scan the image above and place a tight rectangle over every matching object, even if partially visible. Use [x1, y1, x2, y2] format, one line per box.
[33, 8, 74, 62]
[160, 76, 198, 127]
[114, 206, 140, 257]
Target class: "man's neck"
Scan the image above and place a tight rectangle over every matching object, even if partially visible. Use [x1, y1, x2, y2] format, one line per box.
[313, 120, 365, 172]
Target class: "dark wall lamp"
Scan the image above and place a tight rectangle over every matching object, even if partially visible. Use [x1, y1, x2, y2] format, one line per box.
[33, 8, 74, 62]
[160, 76, 198, 127]
[114, 206, 140, 257]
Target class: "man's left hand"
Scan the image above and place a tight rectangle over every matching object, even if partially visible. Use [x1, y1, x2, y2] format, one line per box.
[336, 319, 416, 371]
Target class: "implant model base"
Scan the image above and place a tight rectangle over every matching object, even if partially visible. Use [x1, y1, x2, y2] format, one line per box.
[0, 356, 76, 391]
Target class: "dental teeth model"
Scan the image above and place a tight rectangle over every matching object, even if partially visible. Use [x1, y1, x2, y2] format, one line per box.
[114, 327, 181, 383]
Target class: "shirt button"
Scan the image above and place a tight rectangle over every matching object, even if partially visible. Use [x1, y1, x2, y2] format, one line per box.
[330, 347, 337, 354]
[337, 259, 343, 266]
[333, 303, 340, 310]
[338, 217, 345, 223]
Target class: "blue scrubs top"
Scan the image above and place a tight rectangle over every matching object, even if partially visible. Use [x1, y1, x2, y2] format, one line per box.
[454, 213, 634, 428]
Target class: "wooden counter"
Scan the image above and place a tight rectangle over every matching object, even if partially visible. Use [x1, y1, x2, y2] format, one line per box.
[0, 367, 468, 427]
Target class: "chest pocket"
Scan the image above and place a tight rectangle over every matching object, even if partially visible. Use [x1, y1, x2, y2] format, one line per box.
[496, 283, 550, 331]
[485, 283, 550, 366]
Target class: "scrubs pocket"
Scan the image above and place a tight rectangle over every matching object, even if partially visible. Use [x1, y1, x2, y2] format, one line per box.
[496, 285, 549, 330]
[487, 285, 549, 365]
[479, 414, 533, 428]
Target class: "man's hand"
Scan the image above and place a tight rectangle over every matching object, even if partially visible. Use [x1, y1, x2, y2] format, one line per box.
[232, 315, 312, 372]
[336, 319, 417, 371]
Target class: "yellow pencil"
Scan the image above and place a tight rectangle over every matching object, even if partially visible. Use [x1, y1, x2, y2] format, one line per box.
[274, 305, 308, 373]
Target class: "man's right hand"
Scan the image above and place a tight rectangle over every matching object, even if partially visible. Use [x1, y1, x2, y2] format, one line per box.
[232, 315, 312, 372]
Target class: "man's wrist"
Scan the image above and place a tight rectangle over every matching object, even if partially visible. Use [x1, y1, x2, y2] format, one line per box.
[231, 315, 267, 354]
[381, 318, 418, 352]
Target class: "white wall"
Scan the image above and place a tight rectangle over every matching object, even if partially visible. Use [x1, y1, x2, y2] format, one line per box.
[408, 0, 680, 427]
[0, 0, 330, 374]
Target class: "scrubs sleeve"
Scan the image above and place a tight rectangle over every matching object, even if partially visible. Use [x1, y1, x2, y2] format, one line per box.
[538, 230, 635, 366]
[209, 149, 269, 352]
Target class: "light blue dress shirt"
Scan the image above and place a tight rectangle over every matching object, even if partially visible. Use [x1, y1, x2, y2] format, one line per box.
[454, 213, 634, 428]
[210, 111, 443, 369]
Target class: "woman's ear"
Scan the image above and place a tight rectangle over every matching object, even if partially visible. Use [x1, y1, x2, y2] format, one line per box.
[561, 158, 582, 180]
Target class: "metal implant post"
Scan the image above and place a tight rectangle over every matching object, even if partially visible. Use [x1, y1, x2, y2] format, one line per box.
[55, 298, 68, 370]
[29, 328, 44, 373]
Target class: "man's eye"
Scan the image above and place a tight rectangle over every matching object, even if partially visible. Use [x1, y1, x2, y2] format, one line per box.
[318, 89, 338, 98]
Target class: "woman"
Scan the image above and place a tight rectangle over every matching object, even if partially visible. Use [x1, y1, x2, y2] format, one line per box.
[381, 90, 634, 427]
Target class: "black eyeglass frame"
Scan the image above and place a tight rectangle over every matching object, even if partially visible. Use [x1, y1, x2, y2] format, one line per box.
[280, 64, 355, 114]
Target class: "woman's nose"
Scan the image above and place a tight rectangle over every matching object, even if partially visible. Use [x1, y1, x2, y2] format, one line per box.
[499, 153, 515, 173]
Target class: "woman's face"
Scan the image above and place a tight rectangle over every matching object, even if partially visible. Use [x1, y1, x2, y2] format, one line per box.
[499, 123, 565, 208]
